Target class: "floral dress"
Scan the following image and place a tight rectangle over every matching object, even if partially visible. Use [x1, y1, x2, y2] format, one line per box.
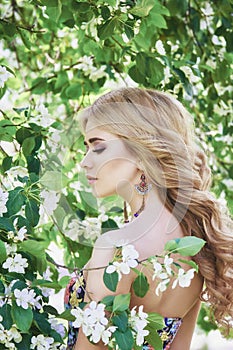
[64, 272, 183, 350]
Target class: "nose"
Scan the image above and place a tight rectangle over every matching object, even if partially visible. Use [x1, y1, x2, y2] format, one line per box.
[80, 151, 93, 169]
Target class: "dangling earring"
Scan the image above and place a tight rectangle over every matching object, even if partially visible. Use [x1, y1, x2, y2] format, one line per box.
[134, 174, 152, 218]
[124, 201, 129, 223]
[134, 174, 152, 195]
[123, 174, 152, 223]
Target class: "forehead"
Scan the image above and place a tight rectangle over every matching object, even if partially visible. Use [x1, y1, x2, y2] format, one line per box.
[83, 125, 119, 142]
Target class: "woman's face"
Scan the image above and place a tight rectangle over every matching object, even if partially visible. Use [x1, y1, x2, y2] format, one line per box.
[80, 125, 140, 199]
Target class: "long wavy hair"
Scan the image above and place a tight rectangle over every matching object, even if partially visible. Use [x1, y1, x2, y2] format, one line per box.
[79, 87, 233, 333]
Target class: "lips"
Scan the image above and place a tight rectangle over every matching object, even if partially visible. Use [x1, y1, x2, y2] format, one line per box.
[86, 175, 97, 180]
[86, 175, 98, 184]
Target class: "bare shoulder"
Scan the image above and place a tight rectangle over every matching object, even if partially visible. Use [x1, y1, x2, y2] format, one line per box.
[94, 226, 129, 249]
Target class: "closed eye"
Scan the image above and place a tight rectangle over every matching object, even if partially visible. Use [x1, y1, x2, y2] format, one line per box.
[93, 148, 105, 154]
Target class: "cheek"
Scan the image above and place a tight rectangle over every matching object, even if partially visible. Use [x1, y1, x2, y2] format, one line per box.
[98, 158, 138, 182]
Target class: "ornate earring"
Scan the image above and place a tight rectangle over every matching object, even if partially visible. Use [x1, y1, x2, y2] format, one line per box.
[134, 174, 152, 195]
[124, 201, 129, 223]
[123, 174, 152, 223]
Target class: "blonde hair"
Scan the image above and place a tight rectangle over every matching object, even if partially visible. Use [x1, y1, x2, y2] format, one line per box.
[79, 87, 233, 333]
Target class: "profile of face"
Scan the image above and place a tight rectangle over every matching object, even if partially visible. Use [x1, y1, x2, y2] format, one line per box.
[80, 123, 141, 200]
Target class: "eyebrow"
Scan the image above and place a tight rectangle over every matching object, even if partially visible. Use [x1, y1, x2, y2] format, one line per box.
[83, 137, 105, 146]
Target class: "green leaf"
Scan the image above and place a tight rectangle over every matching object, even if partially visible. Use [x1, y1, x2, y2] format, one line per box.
[112, 293, 130, 312]
[103, 269, 118, 292]
[22, 137, 36, 156]
[0, 280, 4, 294]
[40, 170, 69, 191]
[31, 78, 48, 94]
[148, 58, 164, 85]
[101, 295, 115, 307]
[59, 309, 75, 321]
[145, 327, 163, 349]
[178, 258, 199, 271]
[65, 83, 82, 99]
[10, 280, 28, 291]
[112, 311, 128, 332]
[11, 302, 33, 332]
[79, 191, 98, 215]
[97, 18, 118, 40]
[130, 0, 155, 17]
[128, 65, 146, 84]
[19, 240, 47, 258]
[18, 28, 31, 49]
[25, 199, 40, 227]
[165, 237, 206, 256]
[15, 334, 31, 350]
[33, 311, 52, 333]
[2, 156, 12, 172]
[0, 304, 13, 330]
[151, 13, 167, 28]
[145, 313, 164, 349]
[6, 187, 26, 216]
[0, 217, 13, 231]
[132, 273, 149, 297]
[114, 328, 134, 350]
[45, 0, 62, 22]
[54, 71, 69, 90]
[147, 312, 165, 329]
[16, 127, 32, 145]
[0, 240, 7, 264]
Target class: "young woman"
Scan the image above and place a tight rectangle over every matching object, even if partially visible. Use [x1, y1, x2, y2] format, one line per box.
[65, 88, 233, 350]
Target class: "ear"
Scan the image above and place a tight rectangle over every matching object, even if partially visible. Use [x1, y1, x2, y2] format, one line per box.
[137, 160, 143, 171]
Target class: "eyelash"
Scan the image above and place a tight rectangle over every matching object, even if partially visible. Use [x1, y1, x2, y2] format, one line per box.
[93, 148, 105, 154]
[84, 148, 105, 155]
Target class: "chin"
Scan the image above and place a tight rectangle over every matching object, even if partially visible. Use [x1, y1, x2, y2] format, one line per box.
[92, 187, 115, 198]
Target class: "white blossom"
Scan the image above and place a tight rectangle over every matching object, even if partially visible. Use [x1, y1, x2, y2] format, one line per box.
[81, 217, 102, 241]
[122, 244, 139, 268]
[6, 166, 28, 180]
[41, 287, 54, 298]
[151, 260, 163, 280]
[83, 301, 108, 327]
[164, 255, 173, 276]
[43, 266, 52, 280]
[65, 219, 80, 241]
[48, 318, 66, 338]
[3, 254, 28, 273]
[76, 55, 107, 82]
[155, 278, 170, 296]
[30, 334, 54, 350]
[0, 188, 9, 216]
[172, 268, 196, 289]
[47, 128, 62, 153]
[14, 288, 41, 310]
[7, 218, 27, 242]
[129, 305, 149, 346]
[0, 65, 12, 88]
[71, 307, 84, 328]
[40, 190, 60, 216]
[101, 326, 117, 345]
[106, 244, 139, 280]
[34, 104, 54, 127]
[71, 301, 113, 345]
[4, 242, 17, 255]
[106, 261, 130, 281]
[89, 65, 107, 82]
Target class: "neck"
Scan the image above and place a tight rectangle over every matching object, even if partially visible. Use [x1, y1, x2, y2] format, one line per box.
[127, 187, 163, 221]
